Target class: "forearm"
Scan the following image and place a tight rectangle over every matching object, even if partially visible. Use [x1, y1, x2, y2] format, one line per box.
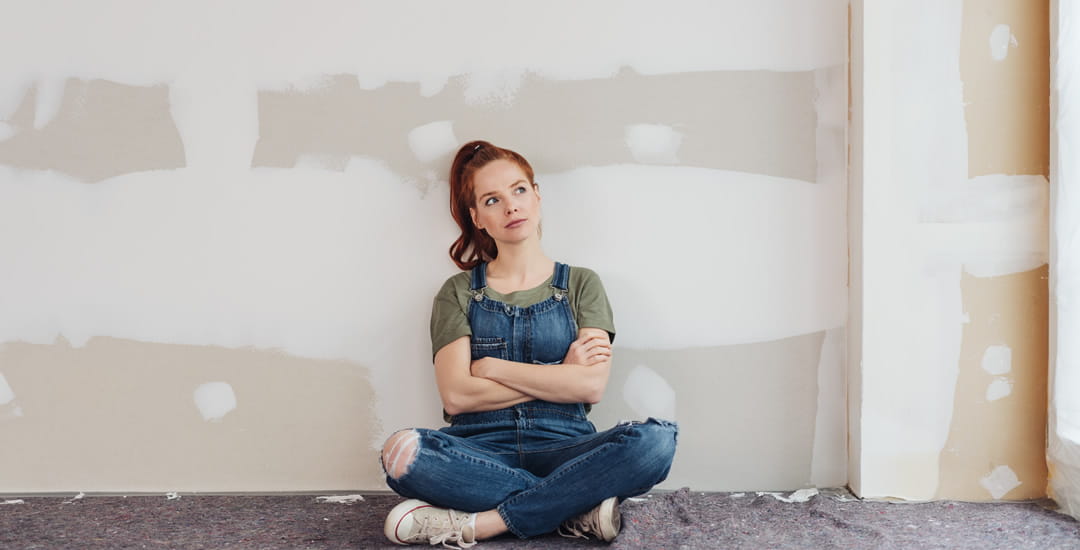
[440, 371, 535, 416]
[473, 357, 609, 405]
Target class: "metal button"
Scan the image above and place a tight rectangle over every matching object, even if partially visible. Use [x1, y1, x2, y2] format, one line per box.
[473, 293, 483, 302]
[554, 292, 564, 301]
[504, 305, 513, 314]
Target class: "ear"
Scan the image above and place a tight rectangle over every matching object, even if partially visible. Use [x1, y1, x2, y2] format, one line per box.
[533, 182, 541, 201]
[470, 207, 482, 230]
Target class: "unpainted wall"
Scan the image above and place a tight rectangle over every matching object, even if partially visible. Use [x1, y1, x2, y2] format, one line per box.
[0, 1, 848, 493]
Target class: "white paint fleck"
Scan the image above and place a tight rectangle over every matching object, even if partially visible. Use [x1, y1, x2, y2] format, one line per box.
[979, 465, 1021, 499]
[986, 377, 1013, 401]
[193, 382, 237, 422]
[758, 488, 819, 503]
[981, 345, 1012, 375]
[621, 365, 676, 421]
[625, 124, 683, 164]
[1, 499, 25, 505]
[62, 492, 85, 505]
[0, 372, 14, 405]
[316, 494, 365, 504]
[165, 492, 180, 500]
[407, 121, 458, 164]
[989, 24, 1018, 61]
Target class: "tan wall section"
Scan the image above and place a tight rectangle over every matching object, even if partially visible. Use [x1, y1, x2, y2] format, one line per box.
[0, 80, 186, 182]
[961, 0, 1050, 177]
[936, 267, 1049, 500]
[590, 332, 825, 491]
[253, 69, 819, 183]
[0, 337, 383, 493]
[936, 0, 1050, 501]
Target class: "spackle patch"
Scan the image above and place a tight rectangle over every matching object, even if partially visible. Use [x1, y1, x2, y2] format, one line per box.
[316, 494, 365, 504]
[985, 377, 1013, 401]
[989, 24, 1018, 61]
[981, 345, 1012, 375]
[407, 121, 458, 164]
[193, 382, 237, 422]
[980, 465, 1021, 499]
[622, 365, 677, 421]
[625, 124, 683, 164]
[0, 372, 14, 405]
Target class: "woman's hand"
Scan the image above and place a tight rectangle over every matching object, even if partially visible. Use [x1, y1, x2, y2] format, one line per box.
[562, 334, 612, 366]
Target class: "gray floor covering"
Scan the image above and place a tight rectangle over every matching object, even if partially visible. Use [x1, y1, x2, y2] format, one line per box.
[1, 488, 1078, 549]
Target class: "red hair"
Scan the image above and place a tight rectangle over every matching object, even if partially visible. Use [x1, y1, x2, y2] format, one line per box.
[448, 140, 536, 270]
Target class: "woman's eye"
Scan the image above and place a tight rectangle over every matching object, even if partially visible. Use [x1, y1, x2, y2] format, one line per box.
[515, 186, 527, 194]
[484, 197, 498, 206]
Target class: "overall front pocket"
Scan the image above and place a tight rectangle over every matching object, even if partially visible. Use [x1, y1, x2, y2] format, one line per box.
[470, 337, 509, 360]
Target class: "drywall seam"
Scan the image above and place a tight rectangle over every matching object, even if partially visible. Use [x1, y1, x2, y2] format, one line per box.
[811, 328, 847, 487]
[1049, 0, 1080, 520]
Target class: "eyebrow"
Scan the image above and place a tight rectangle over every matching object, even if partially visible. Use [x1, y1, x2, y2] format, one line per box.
[478, 179, 529, 201]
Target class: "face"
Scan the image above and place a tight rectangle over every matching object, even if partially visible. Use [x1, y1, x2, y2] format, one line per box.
[469, 159, 541, 246]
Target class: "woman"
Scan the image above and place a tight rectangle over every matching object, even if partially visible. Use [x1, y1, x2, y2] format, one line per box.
[381, 141, 678, 547]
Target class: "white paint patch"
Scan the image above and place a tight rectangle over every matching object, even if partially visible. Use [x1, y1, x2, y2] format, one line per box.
[407, 121, 458, 164]
[758, 488, 819, 503]
[985, 377, 1013, 401]
[0, 372, 14, 405]
[624, 124, 683, 164]
[979, 465, 1021, 500]
[544, 165, 847, 349]
[316, 494, 365, 504]
[32, 78, 65, 130]
[621, 365, 676, 421]
[0, 121, 17, 141]
[165, 492, 180, 500]
[1, 499, 25, 505]
[62, 492, 85, 505]
[989, 24, 1018, 61]
[193, 382, 237, 422]
[981, 345, 1012, 375]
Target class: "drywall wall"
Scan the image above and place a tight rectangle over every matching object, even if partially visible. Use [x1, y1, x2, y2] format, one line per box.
[1048, 0, 1080, 520]
[0, 1, 848, 492]
[852, 0, 1050, 501]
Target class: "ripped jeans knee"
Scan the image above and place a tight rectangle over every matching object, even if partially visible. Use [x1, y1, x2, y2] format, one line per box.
[381, 429, 420, 480]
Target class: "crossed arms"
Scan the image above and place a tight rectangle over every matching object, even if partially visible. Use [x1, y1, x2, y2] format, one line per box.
[433, 327, 613, 417]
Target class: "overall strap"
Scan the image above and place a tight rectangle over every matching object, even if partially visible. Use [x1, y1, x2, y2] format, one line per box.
[469, 262, 487, 301]
[551, 262, 570, 292]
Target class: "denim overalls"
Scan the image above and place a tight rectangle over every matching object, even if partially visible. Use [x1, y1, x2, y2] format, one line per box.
[385, 262, 678, 539]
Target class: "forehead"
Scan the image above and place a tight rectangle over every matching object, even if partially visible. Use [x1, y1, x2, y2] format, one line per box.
[472, 159, 528, 195]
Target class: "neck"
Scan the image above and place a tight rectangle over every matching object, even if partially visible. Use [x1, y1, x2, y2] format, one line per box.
[487, 241, 551, 285]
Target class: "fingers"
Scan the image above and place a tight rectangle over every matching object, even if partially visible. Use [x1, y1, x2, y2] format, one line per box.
[574, 335, 612, 365]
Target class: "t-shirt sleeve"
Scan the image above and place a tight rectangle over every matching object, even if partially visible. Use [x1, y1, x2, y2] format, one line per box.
[571, 267, 616, 343]
[430, 275, 472, 360]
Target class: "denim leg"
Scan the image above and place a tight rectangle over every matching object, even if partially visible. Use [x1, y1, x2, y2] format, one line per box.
[384, 428, 540, 513]
[498, 418, 679, 538]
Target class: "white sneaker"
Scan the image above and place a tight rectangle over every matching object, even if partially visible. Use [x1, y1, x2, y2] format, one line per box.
[384, 499, 477, 548]
[558, 496, 621, 542]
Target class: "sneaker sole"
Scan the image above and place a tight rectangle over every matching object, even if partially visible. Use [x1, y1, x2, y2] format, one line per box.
[598, 496, 621, 541]
[384, 499, 433, 545]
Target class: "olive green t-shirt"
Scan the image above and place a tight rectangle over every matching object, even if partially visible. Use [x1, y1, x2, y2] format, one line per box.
[429, 265, 616, 359]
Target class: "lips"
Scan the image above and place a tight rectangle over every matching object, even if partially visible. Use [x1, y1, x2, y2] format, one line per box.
[504, 218, 527, 229]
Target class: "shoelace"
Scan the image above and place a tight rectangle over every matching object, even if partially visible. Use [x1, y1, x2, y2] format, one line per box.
[415, 512, 477, 549]
[557, 512, 599, 540]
